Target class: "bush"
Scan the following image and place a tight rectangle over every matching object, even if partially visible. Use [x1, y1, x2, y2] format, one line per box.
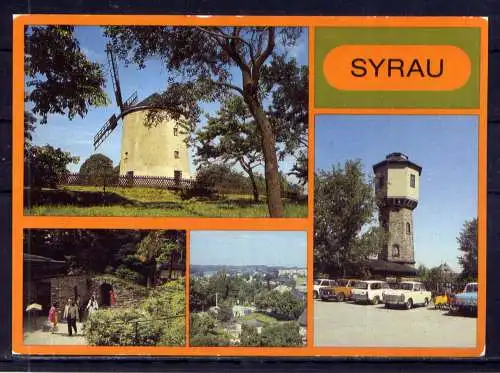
[24, 145, 79, 188]
[85, 278, 185, 346]
[260, 322, 303, 347]
[85, 308, 161, 346]
[239, 324, 261, 347]
[115, 265, 144, 284]
[189, 313, 231, 347]
[79, 153, 117, 187]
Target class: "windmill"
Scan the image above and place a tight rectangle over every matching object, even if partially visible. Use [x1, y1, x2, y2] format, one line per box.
[92, 44, 191, 179]
[93, 45, 138, 150]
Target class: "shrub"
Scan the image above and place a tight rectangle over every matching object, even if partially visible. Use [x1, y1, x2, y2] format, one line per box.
[24, 144, 79, 188]
[189, 313, 231, 347]
[115, 265, 144, 284]
[85, 308, 161, 346]
[85, 278, 185, 346]
[260, 321, 303, 347]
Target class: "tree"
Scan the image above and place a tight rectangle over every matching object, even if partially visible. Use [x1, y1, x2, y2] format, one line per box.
[457, 218, 478, 281]
[25, 26, 108, 124]
[79, 153, 115, 186]
[189, 313, 231, 347]
[314, 160, 384, 277]
[239, 324, 261, 347]
[260, 322, 303, 347]
[195, 95, 263, 202]
[136, 230, 185, 288]
[24, 111, 37, 149]
[263, 56, 309, 186]
[104, 26, 304, 217]
[24, 144, 79, 188]
[216, 300, 234, 323]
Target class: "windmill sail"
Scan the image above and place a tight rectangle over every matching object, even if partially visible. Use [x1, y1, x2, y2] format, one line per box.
[93, 113, 119, 150]
[93, 45, 132, 150]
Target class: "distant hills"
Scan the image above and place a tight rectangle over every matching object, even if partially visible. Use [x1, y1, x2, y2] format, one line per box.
[190, 264, 305, 274]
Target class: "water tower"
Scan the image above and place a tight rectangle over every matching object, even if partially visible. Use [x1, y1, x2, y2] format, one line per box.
[93, 45, 191, 180]
[373, 153, 422, 265]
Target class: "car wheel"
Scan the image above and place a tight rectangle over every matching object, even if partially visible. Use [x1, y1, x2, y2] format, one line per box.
[424, 298, 429, 307]
[385, 303, 391, 309]
[337, 293, 345, 302]
[372, 296, 380, 305]
[314, 291, 319, 299]
[405, 298, 413, 310]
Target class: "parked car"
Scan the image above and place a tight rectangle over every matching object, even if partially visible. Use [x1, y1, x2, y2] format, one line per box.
[319, 279, 359, 302]
[351, 280, 390, 305]
[382, 281, 432, 309]
[451, 282, 478, 314]
[313, 279, 337, 299]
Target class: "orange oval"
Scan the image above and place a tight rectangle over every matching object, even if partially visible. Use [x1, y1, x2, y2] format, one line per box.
[323, 45, 471, 91]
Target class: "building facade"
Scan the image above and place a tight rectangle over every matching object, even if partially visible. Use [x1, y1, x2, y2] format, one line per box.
[373, 152, 422, 266]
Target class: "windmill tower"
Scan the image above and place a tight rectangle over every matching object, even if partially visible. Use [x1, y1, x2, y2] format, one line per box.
[373, 153, 422, 266]
[93, 45, 191, 179]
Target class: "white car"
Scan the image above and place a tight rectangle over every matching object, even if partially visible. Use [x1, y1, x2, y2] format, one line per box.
[383, 281, 432, 309]
[351, 280, 390, 305]
[313, 279, 337, 299]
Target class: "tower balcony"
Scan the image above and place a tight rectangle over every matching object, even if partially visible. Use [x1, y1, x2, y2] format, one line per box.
[378, 197, 418, 210]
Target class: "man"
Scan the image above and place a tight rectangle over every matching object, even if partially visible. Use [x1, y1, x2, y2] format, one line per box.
[63, 297, 79, 336]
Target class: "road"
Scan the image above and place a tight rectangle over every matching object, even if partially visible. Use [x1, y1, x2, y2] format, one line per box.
[314, 300, 477, 347]
[24, 320, 87, 346]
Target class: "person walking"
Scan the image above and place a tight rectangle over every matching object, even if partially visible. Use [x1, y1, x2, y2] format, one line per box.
[48, 302, 58, 333]
[63, 298, 79, 336]
[86, 294, 99, 318]
[76, 296, 83, 322]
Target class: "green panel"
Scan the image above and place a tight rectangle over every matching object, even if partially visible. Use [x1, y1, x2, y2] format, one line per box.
[314, 27, 481, 109]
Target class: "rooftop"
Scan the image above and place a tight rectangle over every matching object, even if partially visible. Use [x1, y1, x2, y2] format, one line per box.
[372, 152, 422, 175]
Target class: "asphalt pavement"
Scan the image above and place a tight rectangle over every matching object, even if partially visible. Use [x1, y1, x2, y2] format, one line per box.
[314, 300, 477, 347]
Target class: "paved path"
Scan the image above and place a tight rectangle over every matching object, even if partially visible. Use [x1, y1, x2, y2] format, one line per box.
[314, 300, 477, 348]
[24, 321, 87, 346]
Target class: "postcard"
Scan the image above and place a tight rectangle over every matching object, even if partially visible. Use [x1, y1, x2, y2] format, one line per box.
[13, 15, 487, 358]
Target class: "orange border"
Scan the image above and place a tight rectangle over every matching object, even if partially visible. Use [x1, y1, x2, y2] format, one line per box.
[12, 15, 488, 358]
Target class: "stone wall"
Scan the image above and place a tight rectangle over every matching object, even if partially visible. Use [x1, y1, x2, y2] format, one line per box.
[46, 274, 149, 316]
[382, 206, 415, 265]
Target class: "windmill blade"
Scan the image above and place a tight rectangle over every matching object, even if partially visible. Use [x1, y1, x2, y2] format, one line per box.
[106, 45, 124, 113]
[93, 113, 120, 150]
[124, 91, 138, 109]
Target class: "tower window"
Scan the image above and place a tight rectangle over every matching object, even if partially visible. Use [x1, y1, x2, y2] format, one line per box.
[174, 151, 180, 159]
[406, 222, 411, 235]
[410, 174, 416, 188]
[392, 244, 400, 257]
[173, 127, 178, 136]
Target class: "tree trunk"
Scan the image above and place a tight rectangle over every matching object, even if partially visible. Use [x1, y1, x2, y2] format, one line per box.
[246, 99, 284, 217]
[240, 159, 259, 202]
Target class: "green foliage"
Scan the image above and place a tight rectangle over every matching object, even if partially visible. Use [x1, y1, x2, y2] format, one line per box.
[79, 153, 117, 186]
[457, 218, 478, 281]
[24, 144, 79, 189]
[104, 26, 304, 217]
[260, 321, 303, 347]
[255, 290, 305, 320]
[195, 95, 263, 201]
[217, 300, 234, 323]
[25, 26, 108, 124]
[24, 111, 37, 148]
[314, 160, 384, 277]
[189, 313, 231, 347]
[86, 279, 185, 346]
[115, 265, 144, 284]
[239, 324, 261, 347]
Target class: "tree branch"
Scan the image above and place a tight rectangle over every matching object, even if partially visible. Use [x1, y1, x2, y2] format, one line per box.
[212, 81, 244, 96]
[254, 28, 275, 69]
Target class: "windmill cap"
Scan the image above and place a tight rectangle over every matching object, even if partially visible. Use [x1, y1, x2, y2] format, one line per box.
[372, 152, 422, 175]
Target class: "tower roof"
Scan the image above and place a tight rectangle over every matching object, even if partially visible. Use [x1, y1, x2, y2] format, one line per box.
[372, 152, 422, 175]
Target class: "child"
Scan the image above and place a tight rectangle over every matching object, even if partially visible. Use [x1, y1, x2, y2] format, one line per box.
[48, 302, 58, 333]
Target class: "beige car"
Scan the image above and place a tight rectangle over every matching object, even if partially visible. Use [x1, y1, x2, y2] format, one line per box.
[351, 280, 390, 305]
[382, 281, 432, 309]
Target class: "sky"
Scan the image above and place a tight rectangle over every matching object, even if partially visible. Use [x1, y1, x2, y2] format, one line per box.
[28, 26, 308, 182]
[190, 231, 307, 267]
[314, 115, 479, 272]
